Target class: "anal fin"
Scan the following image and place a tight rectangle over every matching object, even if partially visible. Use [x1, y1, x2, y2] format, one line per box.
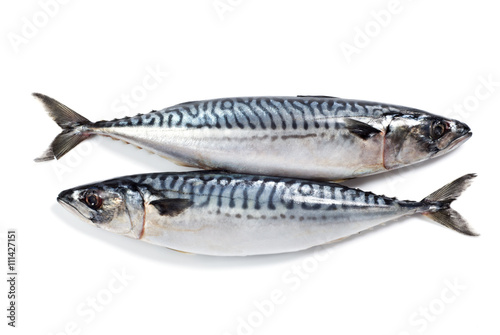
[167, 247, 194, 255]
[324, 236, 349, 245]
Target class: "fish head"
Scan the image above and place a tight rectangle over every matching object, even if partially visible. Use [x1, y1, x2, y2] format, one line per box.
[57, 182, 145, 239]
[383, 112, 472, 169]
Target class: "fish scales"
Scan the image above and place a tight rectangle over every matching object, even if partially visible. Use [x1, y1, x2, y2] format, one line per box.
[56, 171, 478, 256]
[89, 98, 407, 179]
[101, 97, 393, 129]
[35, 94, 472, 180]
[127, 172, 385, 212]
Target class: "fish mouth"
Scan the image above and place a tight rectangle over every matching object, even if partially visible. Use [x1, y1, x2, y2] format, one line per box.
[446, 131, 472, 151]
[57, 193, 93, 221]
[433, 131, 472, 157]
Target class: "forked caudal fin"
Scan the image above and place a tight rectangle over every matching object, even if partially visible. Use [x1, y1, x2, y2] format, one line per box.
[422, 173, 478, 236]
[33, 93, 94, 162]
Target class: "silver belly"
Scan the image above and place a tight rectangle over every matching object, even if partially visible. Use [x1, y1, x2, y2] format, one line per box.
[140, 202, 406, 256]
[96, 126, 385, 180]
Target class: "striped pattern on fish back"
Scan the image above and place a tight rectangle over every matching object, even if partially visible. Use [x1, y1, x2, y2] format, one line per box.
[123, 172, 399, 212]
[100, 97, 406, 130]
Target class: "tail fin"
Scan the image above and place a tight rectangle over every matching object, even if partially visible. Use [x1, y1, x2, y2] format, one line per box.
[422, 173, 478, 236]
[33, 93, 94, 162]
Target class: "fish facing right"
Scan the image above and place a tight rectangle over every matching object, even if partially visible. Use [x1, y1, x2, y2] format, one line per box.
[34, 94, 472, 180]
[57, 171, 478, 256]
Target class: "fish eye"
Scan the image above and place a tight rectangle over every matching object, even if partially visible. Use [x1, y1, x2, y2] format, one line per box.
[84, 190, 102, 210]
[430, 120, 447, 140]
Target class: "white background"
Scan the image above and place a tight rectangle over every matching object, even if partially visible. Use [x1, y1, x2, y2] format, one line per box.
[1, 1, 499, 334]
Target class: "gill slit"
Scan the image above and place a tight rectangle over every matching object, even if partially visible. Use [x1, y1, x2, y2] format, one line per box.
[138, 195, 146, 240]
[382, 120, 390, 170]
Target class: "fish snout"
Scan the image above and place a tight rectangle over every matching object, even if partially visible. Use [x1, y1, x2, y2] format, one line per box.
[57, 189, 74, 205]
[434, 119, 472, 154]
[453, 120, 471, 137]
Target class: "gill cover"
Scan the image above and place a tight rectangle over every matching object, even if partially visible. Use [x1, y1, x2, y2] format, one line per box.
[107, 185, 145, 239]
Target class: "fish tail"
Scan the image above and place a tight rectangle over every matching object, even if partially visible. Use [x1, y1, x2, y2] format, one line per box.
[33, 93, 95, 162]
[421, 173, 478, 236]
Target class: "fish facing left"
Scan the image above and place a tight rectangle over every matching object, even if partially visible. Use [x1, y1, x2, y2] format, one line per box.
[57, 171, 478, 256]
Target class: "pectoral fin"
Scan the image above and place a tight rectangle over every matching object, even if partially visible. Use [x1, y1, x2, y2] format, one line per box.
[344, 118, 381, 140]
[150, 198, 194, 217]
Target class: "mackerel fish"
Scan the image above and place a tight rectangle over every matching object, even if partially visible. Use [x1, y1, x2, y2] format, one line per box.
[34, 94, 471, 180]
[57, 171, 477, 256]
